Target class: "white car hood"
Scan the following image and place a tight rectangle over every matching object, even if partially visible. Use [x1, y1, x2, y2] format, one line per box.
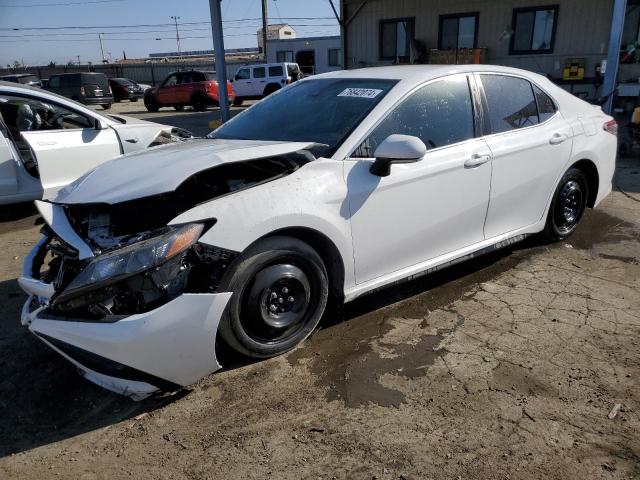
[52, 138, 316, 205]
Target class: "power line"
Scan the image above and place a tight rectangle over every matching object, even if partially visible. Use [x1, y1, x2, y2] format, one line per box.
[0, 17, 337, 31]
[2, 0, 123, 7]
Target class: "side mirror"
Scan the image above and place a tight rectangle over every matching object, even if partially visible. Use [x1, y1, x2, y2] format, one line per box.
[369, 134, 427, 177]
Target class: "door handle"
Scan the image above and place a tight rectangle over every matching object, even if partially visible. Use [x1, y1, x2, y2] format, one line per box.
[549, 133, 568, 145]
[464, 154, 491, 168]
[36, 141, 57, 146]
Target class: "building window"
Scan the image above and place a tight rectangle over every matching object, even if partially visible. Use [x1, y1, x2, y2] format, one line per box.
[328, 48, 342, 67]
[510, 5, 559, 54]
[276, 50, 294, 62]
[439, 13, 479, 50]
[379, 18, 414, 61]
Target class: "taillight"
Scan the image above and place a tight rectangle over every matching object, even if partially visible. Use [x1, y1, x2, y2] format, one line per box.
[603, 119, 618, 136]
[80, 85, 85, 96]
[286, 76, 292, 84]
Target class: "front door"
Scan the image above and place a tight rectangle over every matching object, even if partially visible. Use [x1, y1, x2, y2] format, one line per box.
[345, 74, 492, 284]
[157, 74, 179, 105]
[477, 74, 574, 238]
[233, 68, 252, 97]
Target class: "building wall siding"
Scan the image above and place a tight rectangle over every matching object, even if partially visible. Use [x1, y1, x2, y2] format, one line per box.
[344, 0, 613, 77]
[266, 36, 342, 74]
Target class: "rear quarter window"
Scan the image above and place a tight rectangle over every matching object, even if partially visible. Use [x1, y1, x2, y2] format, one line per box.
[533, 85, 557, 122]
[481, 75, 539, 134]
[268, 66, 284, 77]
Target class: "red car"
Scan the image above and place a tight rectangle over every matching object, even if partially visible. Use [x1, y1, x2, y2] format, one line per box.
[144, 70, 234, 112]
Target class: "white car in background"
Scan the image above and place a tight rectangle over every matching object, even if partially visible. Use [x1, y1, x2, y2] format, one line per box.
[18, 65, 616, 399]
[0, 81, 191, 205]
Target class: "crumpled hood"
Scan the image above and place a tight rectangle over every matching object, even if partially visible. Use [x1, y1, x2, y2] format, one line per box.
[52, 139, 316, 205]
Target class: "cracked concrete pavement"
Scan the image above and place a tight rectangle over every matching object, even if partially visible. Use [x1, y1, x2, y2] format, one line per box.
[0, 149, 638, 479]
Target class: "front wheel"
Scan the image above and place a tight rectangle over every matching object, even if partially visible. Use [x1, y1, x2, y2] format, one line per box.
[192, 94, 208, 112]
[542, 167, 588, 241]
[144, 96, 159, 112]
[232, 96, 243, 106]
[101, 103, 111, 110]
[218, 236, 329, 359]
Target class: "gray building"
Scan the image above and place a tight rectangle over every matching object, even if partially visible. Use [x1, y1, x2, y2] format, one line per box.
[340, 0, 631, 100]
[266, 36, 342, 75]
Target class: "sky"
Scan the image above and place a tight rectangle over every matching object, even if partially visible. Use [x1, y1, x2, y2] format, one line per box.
[0, 0, 340, 67]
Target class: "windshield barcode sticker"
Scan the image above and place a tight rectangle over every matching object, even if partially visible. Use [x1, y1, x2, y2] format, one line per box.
[338, 88, 383, 99]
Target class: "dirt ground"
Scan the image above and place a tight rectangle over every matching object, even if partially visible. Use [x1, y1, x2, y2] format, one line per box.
[0, 106, 638, 478]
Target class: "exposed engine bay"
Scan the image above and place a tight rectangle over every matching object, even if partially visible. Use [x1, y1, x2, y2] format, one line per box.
[32, 152, 312, 320]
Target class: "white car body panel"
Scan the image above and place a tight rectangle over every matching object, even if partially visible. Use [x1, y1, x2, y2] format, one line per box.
[0, 82, 189, 205]
[22, 127, 121, 196]
[17, 65, 617, 398]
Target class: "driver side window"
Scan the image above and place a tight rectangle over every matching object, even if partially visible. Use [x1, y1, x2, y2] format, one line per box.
[353, 75, 475, 157]
[163, 74, 178, 86]
[236, 68, 250, 80]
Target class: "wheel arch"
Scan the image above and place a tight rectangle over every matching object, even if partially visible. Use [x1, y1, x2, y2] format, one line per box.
[258, 226, 345, 301]
[263, 83, 281, 95]
[570, 158, 599, 208]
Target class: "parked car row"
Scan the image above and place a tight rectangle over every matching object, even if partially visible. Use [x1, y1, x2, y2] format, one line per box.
[11, 65, 617, 401]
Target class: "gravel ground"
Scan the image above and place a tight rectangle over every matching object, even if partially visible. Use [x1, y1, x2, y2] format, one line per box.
[0, 106, 638, 479]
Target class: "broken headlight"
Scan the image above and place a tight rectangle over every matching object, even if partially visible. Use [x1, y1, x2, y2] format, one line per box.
[62, 223, 203, 296]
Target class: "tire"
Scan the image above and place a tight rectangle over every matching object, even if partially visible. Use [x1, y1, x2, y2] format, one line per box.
[232, 96, 243, 106]
[114, 97, 121, 103]
[173, 105, 185, 111]
[130, 97, 138, 102]
[218, 236, 329, 359]
[263, 84, 280, 96]
[192, 94, 207, 112]
[542, 167, 588, 242]
[101, 103, 111, 110]
[144, 96, 159, 112]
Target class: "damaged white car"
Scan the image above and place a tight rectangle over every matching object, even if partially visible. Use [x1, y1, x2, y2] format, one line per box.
[0, 81, 191, 205]
[19, 65, 616, 399]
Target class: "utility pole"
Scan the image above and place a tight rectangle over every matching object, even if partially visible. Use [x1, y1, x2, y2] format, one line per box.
[209, 0, 230, 123]
[76, 55, 81, 66]
[98, 33, 106, 63]
[261, 0, 268, 60]
[171, 15, 181, 60]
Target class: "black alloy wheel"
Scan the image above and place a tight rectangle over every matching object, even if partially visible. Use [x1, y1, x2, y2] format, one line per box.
[543, 167, 588, 241]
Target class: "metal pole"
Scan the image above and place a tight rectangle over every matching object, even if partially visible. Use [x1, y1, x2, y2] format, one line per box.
[209, 0, 230, 123]
[171, 16, 181, 60]
[261, 0, 268, 60]
[76, 55, 81, 66]
[98, 33, 106, 64]
[602, 0, 627, 114]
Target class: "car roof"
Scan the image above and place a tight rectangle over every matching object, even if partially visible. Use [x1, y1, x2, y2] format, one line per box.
[0, 73, 38, 78]
[315, 64, 550, 85]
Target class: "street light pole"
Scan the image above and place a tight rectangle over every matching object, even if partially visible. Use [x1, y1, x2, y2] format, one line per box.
[98, 33, 106, 63]
[209, 0, 230, 123]
[261, 0, 268, 60]
[171, 15, 181, 60]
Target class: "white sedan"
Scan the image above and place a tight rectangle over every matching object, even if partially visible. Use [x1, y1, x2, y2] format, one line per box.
[18, 65, 616, 399]
[0, 81, 191, 205]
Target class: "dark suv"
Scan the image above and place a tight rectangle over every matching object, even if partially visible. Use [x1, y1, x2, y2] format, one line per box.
[109, 77, 144, 102]
[144, 70, 234, 112]
[46, 72, 114, 110]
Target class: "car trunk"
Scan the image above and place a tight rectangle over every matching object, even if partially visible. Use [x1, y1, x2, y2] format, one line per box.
[83, 74, 110, 98]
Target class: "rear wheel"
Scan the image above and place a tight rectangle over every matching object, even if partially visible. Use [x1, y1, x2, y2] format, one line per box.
[263, 84, 280, 96]
[232, 96, 243, 106]
[144, 96, 159, 112]
[173, 105, 185, 111]
[218, 236, 329, 359]
[542, 167, 588, 241]
[101, 103, 111, 110]
[130, 97, 138, 102]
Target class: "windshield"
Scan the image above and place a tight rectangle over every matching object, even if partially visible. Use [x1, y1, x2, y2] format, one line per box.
[211, 78, 397, 156]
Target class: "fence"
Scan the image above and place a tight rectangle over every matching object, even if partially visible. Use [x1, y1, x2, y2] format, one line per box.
[0, 59, 261, 86]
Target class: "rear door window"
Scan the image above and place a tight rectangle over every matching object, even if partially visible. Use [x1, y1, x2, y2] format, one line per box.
[253, 67, 266, 79]
[353, 75, 475, 157]
[268, 66, 284, 77]
[481, 75, 539, 134]
[533, 85, 557, 122]
[48, 76, 60, 88]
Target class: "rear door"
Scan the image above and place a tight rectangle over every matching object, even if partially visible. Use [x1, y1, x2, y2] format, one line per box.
[82, 74, 109, 101]
[251, 66, 267, 96]
[478, 73, 573, 238]
[10, 94, 120, 194]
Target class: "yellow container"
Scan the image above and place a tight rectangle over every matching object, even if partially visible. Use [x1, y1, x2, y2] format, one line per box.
[632, 106, 640, 124]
